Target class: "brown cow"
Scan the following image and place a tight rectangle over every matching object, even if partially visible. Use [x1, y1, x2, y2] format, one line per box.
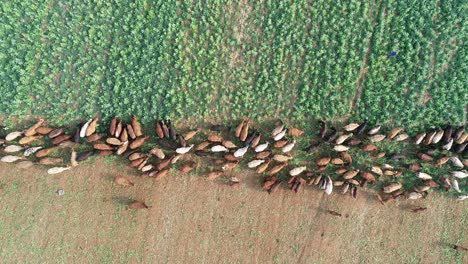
[410, 207, 427, 213]
[129, 201, 150, 209]
[452, 245, 468, 252]
[326, 210, 342, 217]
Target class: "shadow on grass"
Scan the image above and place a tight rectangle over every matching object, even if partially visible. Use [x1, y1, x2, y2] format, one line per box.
[111, 196, 135, 207]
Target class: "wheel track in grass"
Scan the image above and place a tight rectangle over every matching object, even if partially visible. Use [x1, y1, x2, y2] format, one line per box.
[349, 0, 387, 115]
[296, 193, 326, 263]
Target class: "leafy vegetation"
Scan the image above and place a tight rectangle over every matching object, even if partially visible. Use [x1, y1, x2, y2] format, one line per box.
[1, 0, 466, 130]
[354, 0, 467, 131]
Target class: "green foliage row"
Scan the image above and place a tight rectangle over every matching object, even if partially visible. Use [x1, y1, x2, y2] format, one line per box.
[0, 0, 466, 130]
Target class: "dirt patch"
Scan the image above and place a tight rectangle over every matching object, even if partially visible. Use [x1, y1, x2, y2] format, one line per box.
[416, 90, 433, 106]
[349, 2, 387, 113]
[0, 160, 466, 263]
[227, 0, 253, 81]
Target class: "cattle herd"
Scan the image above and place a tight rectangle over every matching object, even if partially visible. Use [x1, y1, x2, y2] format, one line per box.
[0, 117, 466, 204]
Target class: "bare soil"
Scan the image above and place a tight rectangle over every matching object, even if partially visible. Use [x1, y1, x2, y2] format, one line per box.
[0, 159, 466, 263]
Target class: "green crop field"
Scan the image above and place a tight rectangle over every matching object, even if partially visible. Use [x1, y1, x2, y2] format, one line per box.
[1, 1, 468, 263]
[1, 0, 466, 129]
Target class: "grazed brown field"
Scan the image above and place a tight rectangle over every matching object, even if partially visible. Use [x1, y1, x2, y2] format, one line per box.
[0, 158, 466, 264]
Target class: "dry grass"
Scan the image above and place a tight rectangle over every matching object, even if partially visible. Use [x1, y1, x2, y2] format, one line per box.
[0, 159, 466, 263]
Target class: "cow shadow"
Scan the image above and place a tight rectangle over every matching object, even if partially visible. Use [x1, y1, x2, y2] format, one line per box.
[111, 196, 135, 206]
